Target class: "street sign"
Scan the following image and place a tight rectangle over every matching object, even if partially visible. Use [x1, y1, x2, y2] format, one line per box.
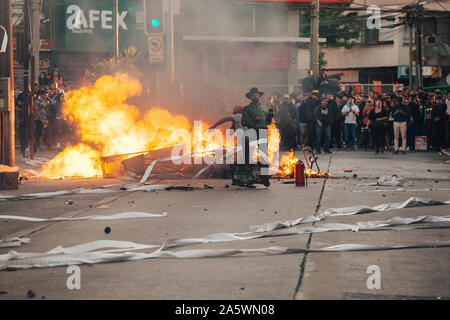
[148, 36, 164, 64]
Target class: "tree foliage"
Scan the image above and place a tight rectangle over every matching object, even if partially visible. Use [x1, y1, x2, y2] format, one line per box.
[87, 47, 143, 82]
[299, 3, 362, 49]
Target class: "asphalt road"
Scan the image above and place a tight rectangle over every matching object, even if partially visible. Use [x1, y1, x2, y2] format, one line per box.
[0, 149, 449, 300]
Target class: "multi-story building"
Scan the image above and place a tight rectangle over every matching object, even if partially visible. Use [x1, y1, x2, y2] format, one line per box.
[297, 0, 450, 89]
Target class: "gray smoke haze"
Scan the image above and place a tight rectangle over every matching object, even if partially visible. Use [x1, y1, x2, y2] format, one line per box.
[138, 0, 294, 124]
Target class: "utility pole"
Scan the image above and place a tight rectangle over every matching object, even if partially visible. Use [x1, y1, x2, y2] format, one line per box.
[23, 0, 31, 158]
[0, 0, 15, 166]
[113, 0, 119, 61]
[407, 23, 413, 89]
[415, 3, 424, 89]
[168, 0, 175, 84]
[30, 0, 41, 82]
[309, 0, 320, 80]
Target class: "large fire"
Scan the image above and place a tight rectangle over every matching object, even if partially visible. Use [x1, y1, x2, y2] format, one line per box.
[41, 74, 196, 179]
[40, 73, 282, 179]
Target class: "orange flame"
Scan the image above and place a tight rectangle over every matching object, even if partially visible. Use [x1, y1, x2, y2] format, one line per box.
[278, 150, 332, 178]
[278, 150, 298, 176]
[40, 73, 281, 179]
[41, 143, 103, 179]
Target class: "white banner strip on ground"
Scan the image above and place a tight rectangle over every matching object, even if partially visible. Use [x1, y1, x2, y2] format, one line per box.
[249, 215, 322, 233]
[0, 211, 168, 222]
[0, 188, 120, 202]
[322, 197, 450, 217]
[1, 214, 449, 270]
[350, 188, 450, 193]
[0, 238, 30, 248]
[2, 239, 450, 270]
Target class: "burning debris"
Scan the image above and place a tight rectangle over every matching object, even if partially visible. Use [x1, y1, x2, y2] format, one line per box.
[277, 148, 332, 178]
[38, 73, 283, 181]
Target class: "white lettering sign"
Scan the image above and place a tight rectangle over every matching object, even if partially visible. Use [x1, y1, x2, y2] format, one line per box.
[66, 5, 128, 31]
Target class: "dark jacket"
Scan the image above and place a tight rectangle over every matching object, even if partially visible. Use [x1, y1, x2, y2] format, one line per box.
[298, 101, 308, 123]
[314, 105, 334, 126]
[328, 99, 339, 124]
[241, 100, 267, 130]
[317, 76, 329, 94]
[431, 103, 447, 122]
[301, 77, 316, 94]
[392, 104, 409, 122]
[408, 102, 422, 123]
[304, 96, 320, 122]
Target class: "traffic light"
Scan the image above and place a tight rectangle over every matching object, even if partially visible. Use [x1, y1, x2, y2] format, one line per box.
[145, 0, 165, 35]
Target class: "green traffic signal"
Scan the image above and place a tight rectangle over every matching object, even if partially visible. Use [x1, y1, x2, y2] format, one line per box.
[152, 19, 160, 28]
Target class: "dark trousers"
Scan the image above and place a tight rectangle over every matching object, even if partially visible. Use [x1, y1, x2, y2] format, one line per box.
[387, 121, 394, 146]
[306, 121, 316, 150]
[433, 121, 445, 151]
[331, 122, 342, 148]
[34, 120, 43, 150]
[374, 124, 386, 150]
[315, 125, 330, 152]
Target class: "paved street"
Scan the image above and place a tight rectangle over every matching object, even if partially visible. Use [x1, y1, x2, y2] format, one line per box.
[0, 150, 449, 300]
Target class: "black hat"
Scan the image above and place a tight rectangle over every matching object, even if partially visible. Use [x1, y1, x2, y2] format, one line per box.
[245, 87, 264, 100]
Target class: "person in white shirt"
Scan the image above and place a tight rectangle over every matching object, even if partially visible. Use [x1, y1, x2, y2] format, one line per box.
[341, 97, 360, 149]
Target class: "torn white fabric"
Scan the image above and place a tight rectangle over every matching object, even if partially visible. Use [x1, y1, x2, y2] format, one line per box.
[2, 239, 450, 270]
[0, 184, 171, 202]
[0, 238, 30, 248]
[351, 188, 450, 193]
[322, 197, 450, 217]
[163, 214, 450, 249]
[123, 184, 172, 191]
[0, 212, 168, 222]
[249, 215, 322, 233]
[357, 175, 410, 187]
[0, 188, 120, 202]
[0, 190, 74, 201]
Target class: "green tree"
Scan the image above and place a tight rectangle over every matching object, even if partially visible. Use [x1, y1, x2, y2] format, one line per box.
[299, 3, 361, 49]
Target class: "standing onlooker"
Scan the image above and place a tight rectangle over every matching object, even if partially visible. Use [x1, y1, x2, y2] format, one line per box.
[297, 95, 308, 147]
[15, 91, 26, 154]
[317, 70, 329, 95]
[38, 72, 49, 88]
[424, 96, 434, 150]
[431, 95, 447, 152]
[369, 100, 388, 153]
[32, 90, 48, 152]
[301, 70, 316, 95]
[314, 98, 333, 154]
[341, 97, 360, 150]
[386, 100, 395, 148]
[304, 91, 320, 150]
[51, 69, 63, 87]
[328, 93, 341, 149]
[407, 95, 424, 150]
[392, 97, 409, 154]
[361, 100, 374, 149]
[277, 94, 297, 150]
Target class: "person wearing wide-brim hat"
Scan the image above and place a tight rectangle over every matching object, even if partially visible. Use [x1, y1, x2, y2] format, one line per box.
[242, 87, 268, 130]
[245, 87, 264, 100]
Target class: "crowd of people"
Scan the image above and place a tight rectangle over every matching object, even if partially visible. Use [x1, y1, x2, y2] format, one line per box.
[263, 71, 450, 155]
[15, 69, 74, 154]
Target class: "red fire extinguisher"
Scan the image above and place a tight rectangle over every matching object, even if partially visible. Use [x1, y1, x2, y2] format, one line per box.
[295, 160, 307, 187]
